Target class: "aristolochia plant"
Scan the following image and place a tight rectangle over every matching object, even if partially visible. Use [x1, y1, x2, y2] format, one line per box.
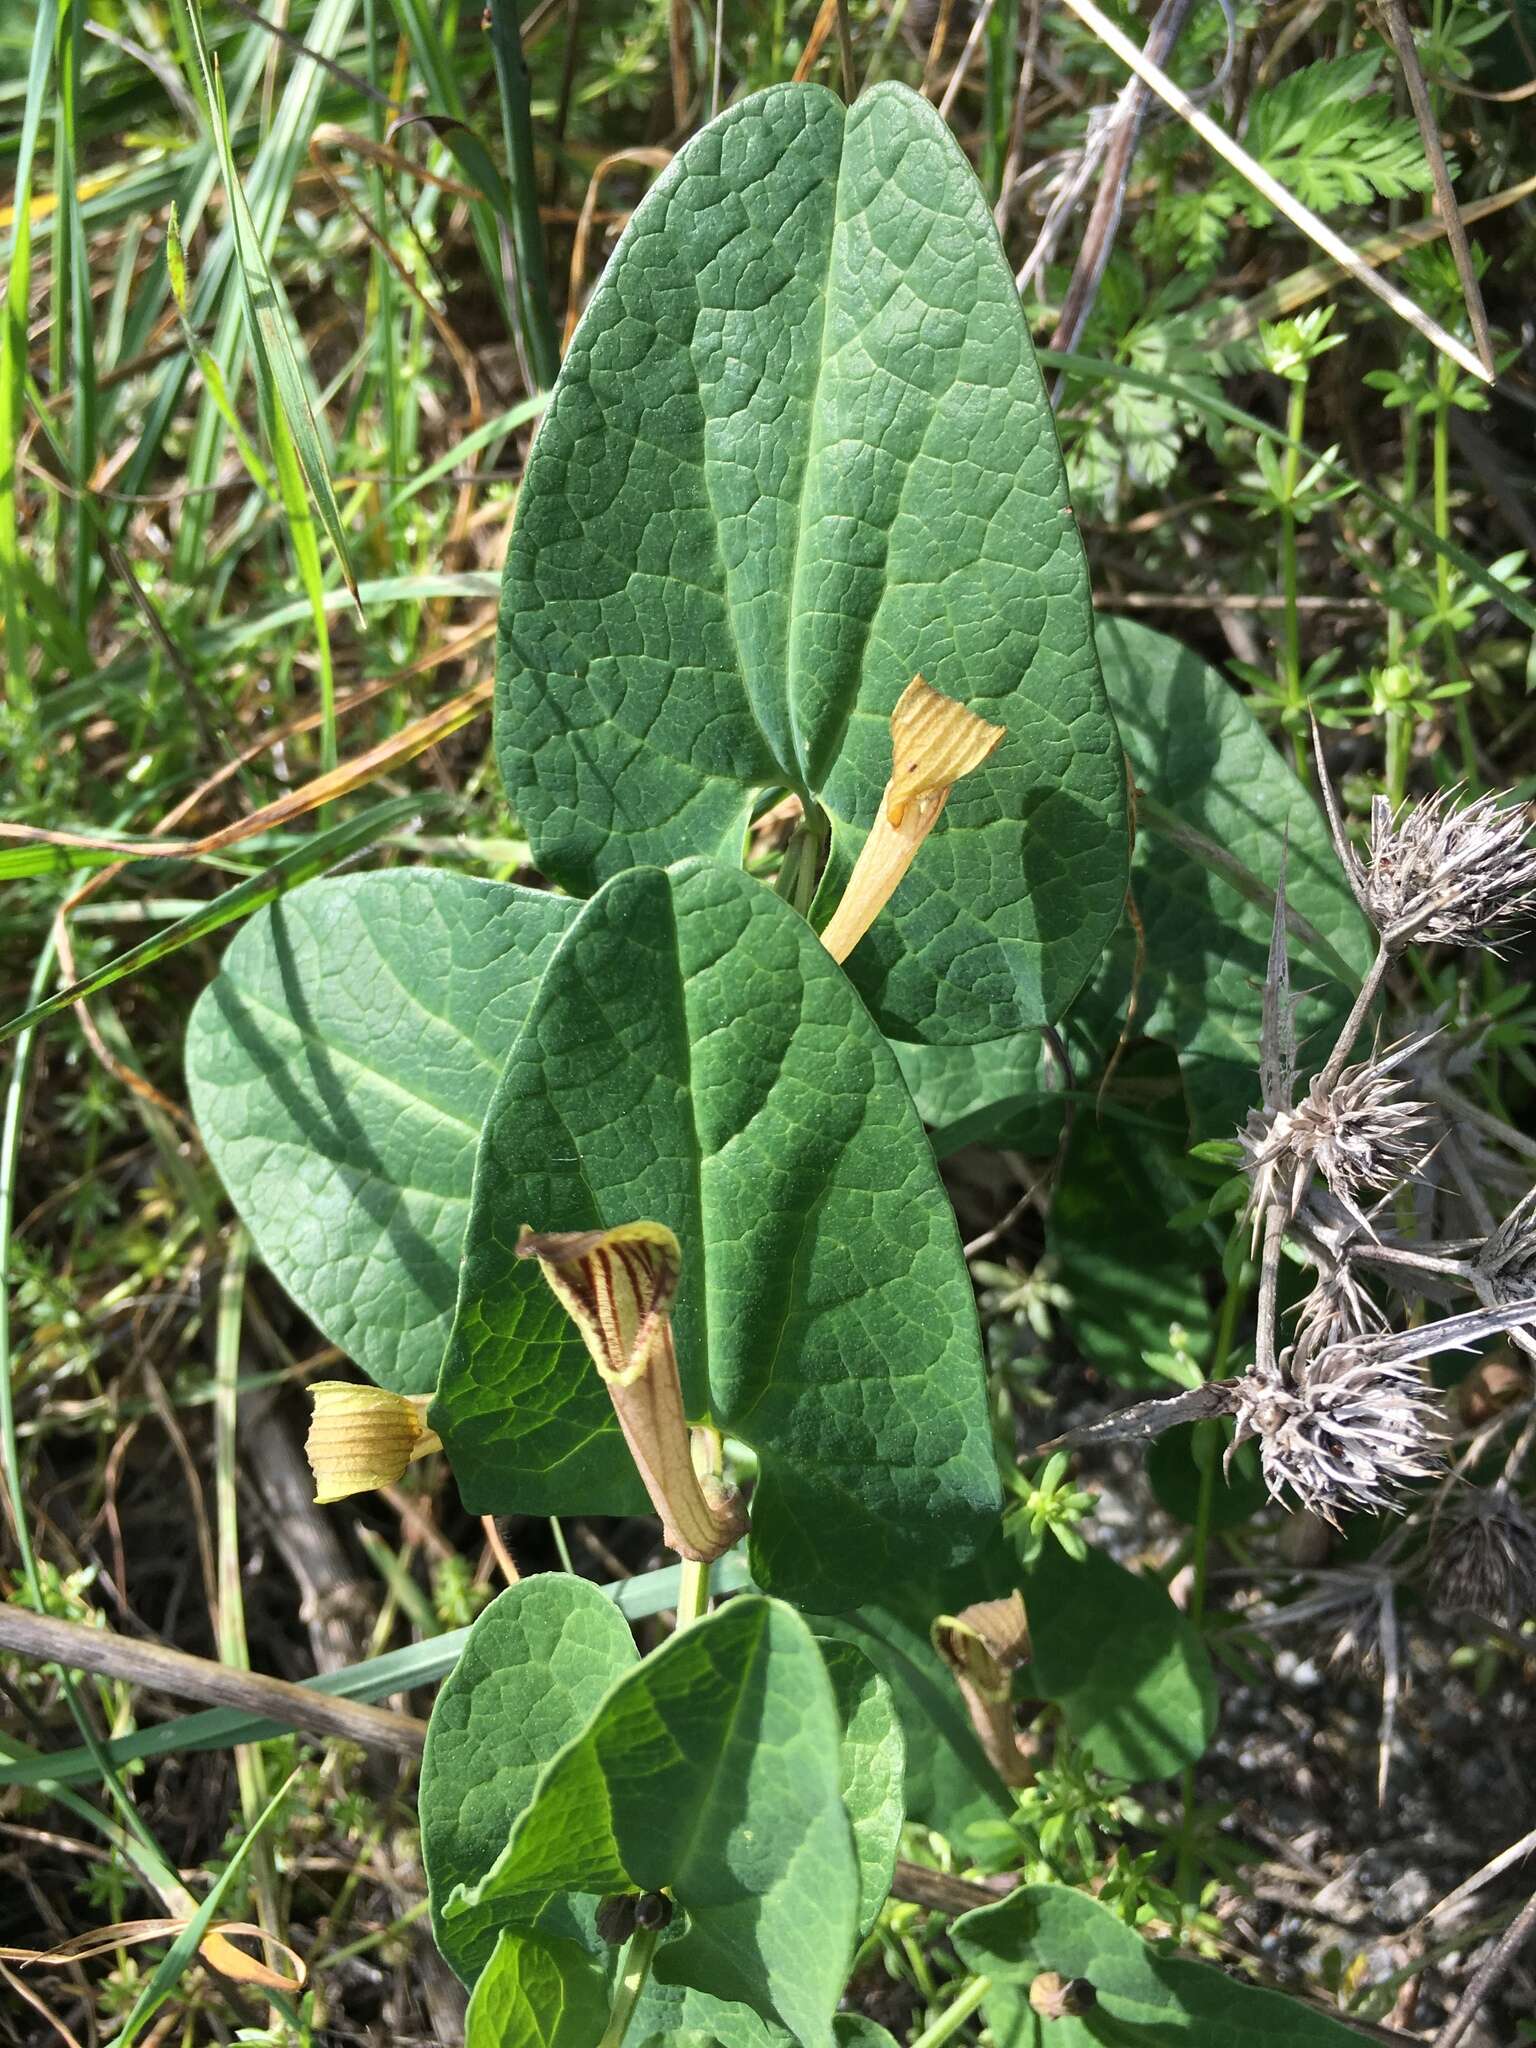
[186, 78, 1506, 2048]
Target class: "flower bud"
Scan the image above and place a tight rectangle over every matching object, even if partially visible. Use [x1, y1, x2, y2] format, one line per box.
[303, 1382, 439, 1505]
[1354, 789, 1536, 952]
[1029, 1972, 1096, 2019]
[595, 1895, 639, 1946]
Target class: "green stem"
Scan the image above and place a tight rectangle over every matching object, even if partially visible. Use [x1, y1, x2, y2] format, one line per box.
[911, 1974, 993, 2048]
[1385, 698, 1412, 811]
[774, 803, 828, 916]
[675, 1555, 712, 1630]
[1174, 1261, 1244, 1902]
[598, 1924, 660, 2048]
[1279, 376, 1307, 777]
[1432, 384, 1480, 785]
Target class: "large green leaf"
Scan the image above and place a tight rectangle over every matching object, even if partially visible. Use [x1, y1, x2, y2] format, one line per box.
[815, 1603, 1011, 1842]
[953, 1883, 1365, 2046]
[1024, 1544, 1215, 1783]
[496, 80, 1126, 1045]
[894, 619, 1374, 1146]
[186, 871, 575, 1392]
[464, 1931, 609, 2048]
[433, 858, 1001, 1611]
[420, 1575, 639, 1981]
[820, 1642, 905, 1934]
[444, 1597, 859, 2048]
[1046, 1047, 1218, 1388]
[897, 1015, 1097, 1163]
[1088, 617, 1373, 1135]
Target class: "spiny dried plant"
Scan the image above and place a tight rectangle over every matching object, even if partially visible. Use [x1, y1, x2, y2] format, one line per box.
[1044, 744, 1536, 1535]
[1430, 1487, 1536, 1626]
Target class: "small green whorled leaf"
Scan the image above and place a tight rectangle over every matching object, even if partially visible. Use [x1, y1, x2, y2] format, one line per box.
[497, 80, 1126, 1045]
[464, 1929, 609, 2048]
[1089, 616, 1374, 1136]
[186, 871, 576, 1393]
[434, 858, 1001, 1611]
[819, 1641, 905, 1934]
[1024, 1543, 1215, 1783]
[445, 1596, 859, 2048]
[814, 1604, 1010, 1842]
[419, 1574, 638, 1982]
[953, 1882, 1366, 2047]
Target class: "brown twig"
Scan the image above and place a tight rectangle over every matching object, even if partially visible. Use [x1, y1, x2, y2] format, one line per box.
[889, 1861, 1015, 1915]
[1434, 1885, 1536, 2048]
[1048, 0, 1196, 355]
[0, 1604, 427, 1757]
[1378, 0, 1496, 378]
[792, 0, 841, 84]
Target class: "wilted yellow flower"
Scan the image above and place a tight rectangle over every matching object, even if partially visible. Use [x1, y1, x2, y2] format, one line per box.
[517, 1221, 745, 1562]
[304, 1381, 440, 1505]
[819, 676, 1006, 965]
[932, 1591, 1034, 1787]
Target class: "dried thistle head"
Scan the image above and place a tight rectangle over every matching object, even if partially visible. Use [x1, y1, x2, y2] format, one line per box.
[1430, 1489, 1536, 1627]
[1471, 1190, 1536, 1361]
[1231, 1350, 1445, 1525]
[1354, 789, 1536, 952]
[1241, 1043, 1430, 1231]
[1291, 1263, 1387, 1375]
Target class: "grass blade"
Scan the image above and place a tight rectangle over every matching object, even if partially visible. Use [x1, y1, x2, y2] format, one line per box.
[177, 0, 361, 627]
[0, 0, 60, 730]
[0, 793, 447, 1044]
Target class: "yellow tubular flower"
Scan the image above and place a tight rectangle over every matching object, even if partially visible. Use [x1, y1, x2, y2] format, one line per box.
[819, 675, 1006, 965]
[304, 1382, 440, 1505]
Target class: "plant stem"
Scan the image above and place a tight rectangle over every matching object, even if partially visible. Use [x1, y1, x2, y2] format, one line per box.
[1315, 940, 1391, 1094]
[1432, 376, 1480, 786]
[597, 1924, 660, 2048]
[911, 1973, 992, 2047]
[1252, 1201, 1286, 1381]
[675, 1555, 711, 1630]
[1175, 1262, 1244, 1900]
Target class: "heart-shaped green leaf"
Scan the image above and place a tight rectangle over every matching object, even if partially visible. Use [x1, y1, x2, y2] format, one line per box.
[497, 80, 1126, 1045]
[445, 1596, 858, 2048]
[420, 1574, 639, 1981]
[893, 619, 1374, 1147]
[1024, 1543, 1216, 1782]
[820, 1642, 905, 1934]
[953, 1882, 1365, 2045]
[814, 1604, 1011, 1841]
[433, 858, 1001, 1611]
[465, 1930, 609, 2048]
[1086, 617, 1374, 1135]
[186, 871, 575, 1392]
